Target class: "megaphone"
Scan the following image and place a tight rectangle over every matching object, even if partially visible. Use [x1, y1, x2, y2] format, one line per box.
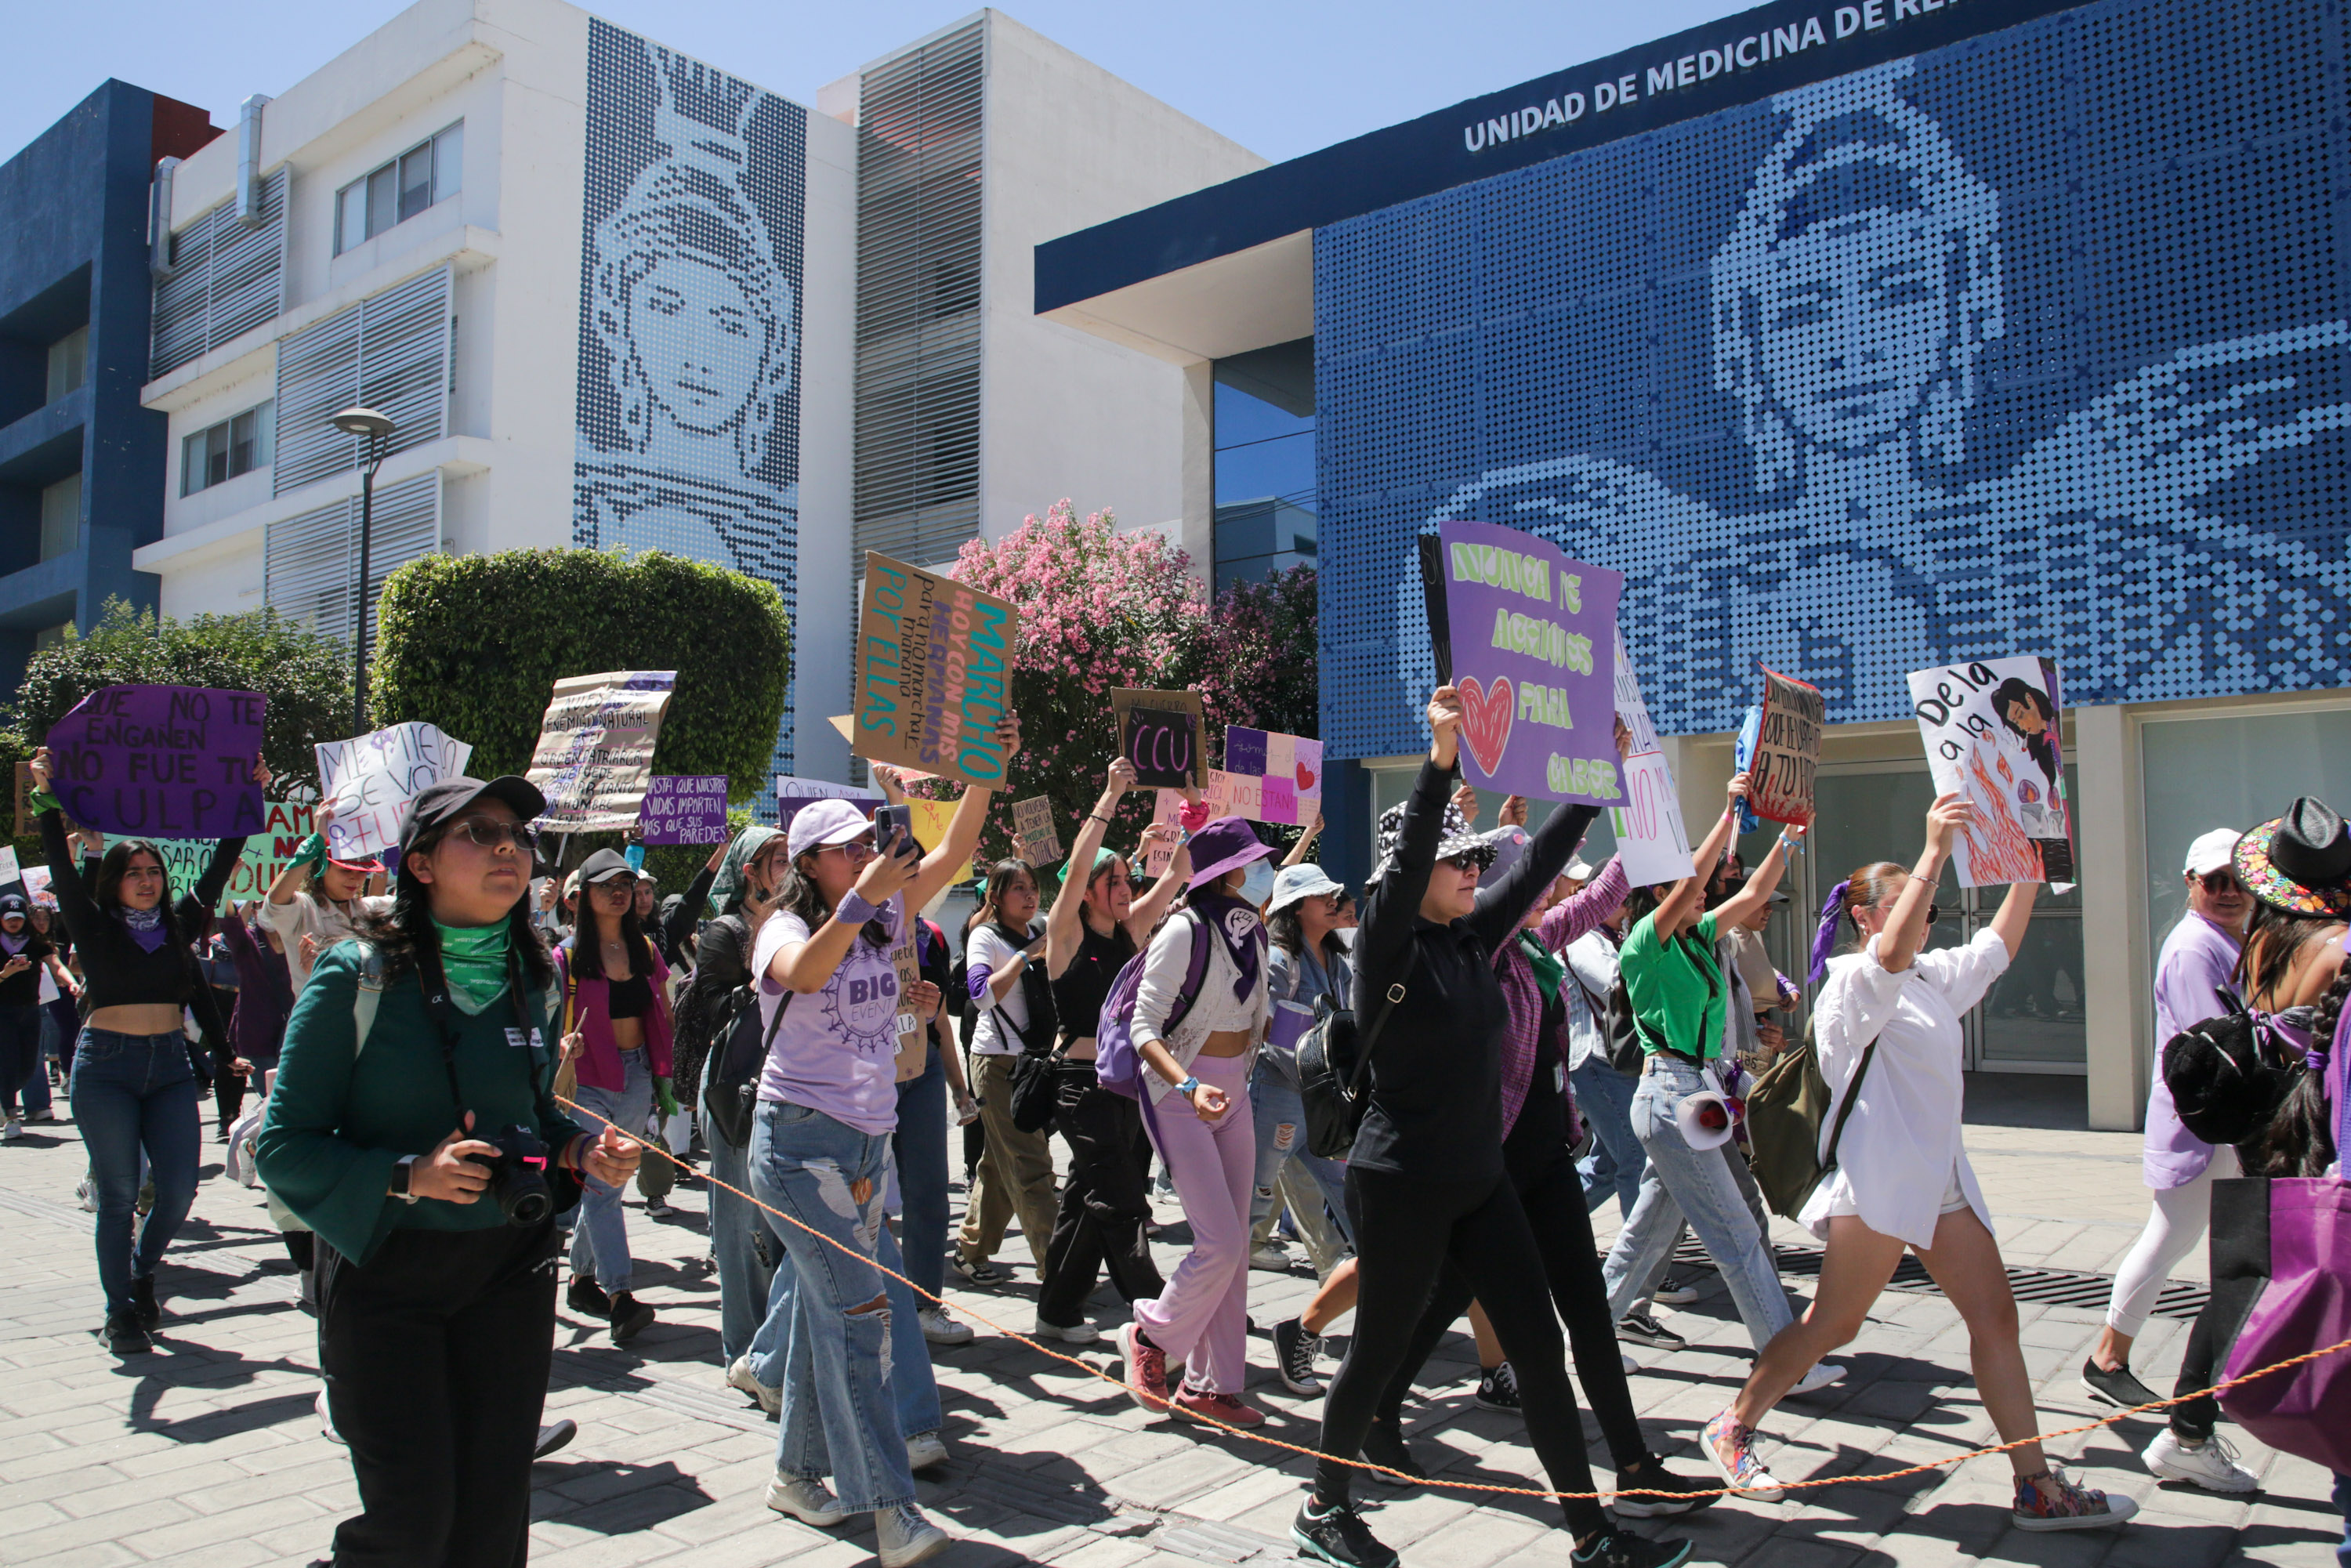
[1676, 1089, 1737, 1152]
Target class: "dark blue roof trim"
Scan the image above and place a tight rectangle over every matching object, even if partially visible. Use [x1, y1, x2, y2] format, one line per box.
[1036, 0, 2092, 315]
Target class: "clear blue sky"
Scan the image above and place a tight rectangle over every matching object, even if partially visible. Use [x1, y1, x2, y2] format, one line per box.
[7, 0, 1762, 169]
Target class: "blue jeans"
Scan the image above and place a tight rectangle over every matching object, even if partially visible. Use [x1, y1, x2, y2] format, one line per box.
[748, 1099, 925, 1511]
[704, 1107, 774, 1366]
[1570, 1056, 1646, 1219]
[570, 1050, 653, 1293]
[1248, 1060, 1353, 1246]
[0, 1005, 43, 1117]
[71, 1029, 201, 1316]
[1600, 1056, 1794, 1352]
[891, 1044, 948, 1301]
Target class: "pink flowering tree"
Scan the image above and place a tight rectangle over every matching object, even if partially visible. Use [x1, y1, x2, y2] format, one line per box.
[1197, 563, 1319, 744]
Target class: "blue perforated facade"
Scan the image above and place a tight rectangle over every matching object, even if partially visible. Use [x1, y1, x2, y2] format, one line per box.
[1318, 0, 2351, 759]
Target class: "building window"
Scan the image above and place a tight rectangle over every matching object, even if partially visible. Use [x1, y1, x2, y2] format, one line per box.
[182, 401, 275, 495]
[45, 325, 89, 403]
[38, 473, 82, 561]
[1211, 338, 1317, 596]
[33, 622, 71, 651]
[335, 122, 462, 255]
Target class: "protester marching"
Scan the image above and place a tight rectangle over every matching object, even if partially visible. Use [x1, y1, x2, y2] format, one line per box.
[2, 531, 2346, 1568]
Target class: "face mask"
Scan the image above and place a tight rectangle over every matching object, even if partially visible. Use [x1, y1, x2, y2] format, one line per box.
[1237, 859, 1277, 908]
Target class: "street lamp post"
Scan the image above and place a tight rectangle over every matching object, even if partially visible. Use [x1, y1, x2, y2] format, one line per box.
[329, 407, 397, 736]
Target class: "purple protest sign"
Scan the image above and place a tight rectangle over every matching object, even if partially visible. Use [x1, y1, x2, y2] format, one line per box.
[639, 776, 731, 845]
[45, 684, 266, 839]
[1430, 520, 1623, 806]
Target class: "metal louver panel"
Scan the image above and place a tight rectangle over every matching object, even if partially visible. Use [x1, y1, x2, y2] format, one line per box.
[273, 268, 451, 497]
[150, 168, 287, 380]
[853, 18, 985, 567]
[263, 473, 441, 646]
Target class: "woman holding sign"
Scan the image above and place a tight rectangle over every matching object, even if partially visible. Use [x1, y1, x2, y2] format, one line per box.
[747, 713, 1016, 1566]
[29, 745, 266, 1354]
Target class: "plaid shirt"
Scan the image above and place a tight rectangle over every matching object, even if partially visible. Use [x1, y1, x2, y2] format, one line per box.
[1494, 856, 1631, 1138]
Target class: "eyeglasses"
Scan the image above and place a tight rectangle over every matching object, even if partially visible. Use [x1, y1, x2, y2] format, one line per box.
[447, 818, 537, 853]
[2198, 871, 2241, 895]
[826, 839, 877, 863]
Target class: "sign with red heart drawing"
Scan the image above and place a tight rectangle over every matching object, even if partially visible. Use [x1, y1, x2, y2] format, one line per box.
[1427, 520, 1623, 806]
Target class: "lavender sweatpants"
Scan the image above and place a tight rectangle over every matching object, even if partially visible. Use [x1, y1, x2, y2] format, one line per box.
[1132, 1050, 1256, 1395]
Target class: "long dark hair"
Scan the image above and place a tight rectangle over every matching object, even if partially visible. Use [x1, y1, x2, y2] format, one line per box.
[357, 821, 552, 991]
[1268, 901, 1346, 967]
[781, 849, 890, 949]
[1992, 676, 2060, 786]
[94, 839, 187, 948]
[2238, 901, 2333, 1009]
[571, 876, 654, 979]
[981, 858, 1036, 939]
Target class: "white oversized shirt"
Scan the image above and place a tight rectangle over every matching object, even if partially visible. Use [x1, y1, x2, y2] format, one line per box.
[1800, 927, 2011, 1249]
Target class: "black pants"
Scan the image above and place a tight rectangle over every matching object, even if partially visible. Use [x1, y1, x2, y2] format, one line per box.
[1317, 1166, 1606, 1537]
[1375, 1153, 1649, 1471]
[1037, 1065, 1164, 1326]
[317, 1222, 559, 1566]
[2171, 1302, 2221, 1440]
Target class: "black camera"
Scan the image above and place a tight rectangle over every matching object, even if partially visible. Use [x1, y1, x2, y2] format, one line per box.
[484, 1124, 555, 1226]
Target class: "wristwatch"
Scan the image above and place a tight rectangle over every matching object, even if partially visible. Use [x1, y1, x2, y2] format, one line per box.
[390, 1155, 421, 1204]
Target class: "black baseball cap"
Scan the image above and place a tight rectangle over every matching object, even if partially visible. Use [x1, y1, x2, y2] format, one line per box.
[576, 847, 635, 885]
[398, 776, 547, 850]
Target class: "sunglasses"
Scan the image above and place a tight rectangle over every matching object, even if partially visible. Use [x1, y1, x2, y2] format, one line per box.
[447, 818, 538, 853]
[2198, 871, 2241, 895]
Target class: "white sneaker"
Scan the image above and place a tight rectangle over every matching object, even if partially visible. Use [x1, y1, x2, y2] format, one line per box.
[726, 1354, 781, 1415]
[1249, 1244, 1292, 1273]
[2, 1116, 21, 1141]
[905, 1429, 949, 1472]
[765, 1474, 849, 1526]
[1789, 1361, 1845, 1396]
[1034, 1313, 1099, 1345]
[1621, 1353, 1639, 1374]
[2143, 1429, 2259, 1494]
[875, 1501, 951, 1567]
[316, 1386, 344, 1446]
[918, 1306, 973, 1345]
[76, 1175, 98, 1211]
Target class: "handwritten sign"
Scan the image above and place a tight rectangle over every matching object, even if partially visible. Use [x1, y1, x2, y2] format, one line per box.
[143, 800, 323, 912]
[891, 930, 926, 1081]
[1219, 726, 1323, 826]
[907, 800, 972, 884]
[0, 847, 18, 886]
[853, 552, 1019, 788]
[1110, 690, 1205, 791]
[44, 684, 266, 840]
[1607, 624, 1693, 884]
[20, 865, 54, 909]
[317, 722, 474, 860]
[775, 774, 884, 834]
[1011, 796, 1062, 867]
[639, 776, 730, 846]
[527, 672, 676, 833]
[1908, 657, 2075, 889]
[1749, 668, 1823, 826]
[1429, 521, 1622, 806]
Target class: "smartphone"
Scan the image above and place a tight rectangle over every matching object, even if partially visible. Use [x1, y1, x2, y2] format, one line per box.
[874, 803, 916, 860]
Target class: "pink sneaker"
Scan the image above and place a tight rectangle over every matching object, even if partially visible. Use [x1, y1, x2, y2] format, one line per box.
[1172, 1386, 1265, 1428]
[1118, 1323, 1171, 1412]
[1702, 1409, 1785, 1502]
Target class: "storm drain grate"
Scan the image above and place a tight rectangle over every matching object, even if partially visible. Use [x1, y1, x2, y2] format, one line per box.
[1671, 1239, 2209, 1322]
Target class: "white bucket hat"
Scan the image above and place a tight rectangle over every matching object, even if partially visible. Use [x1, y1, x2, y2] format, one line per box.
[1266, 863, 1345, 915]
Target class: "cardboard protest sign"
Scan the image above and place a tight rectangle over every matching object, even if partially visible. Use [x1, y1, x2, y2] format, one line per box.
[0, 847, 18, 886]
[1908, 657, 2076, 889]
[1111, 690, 1204, 790]
[44, 684, 266, 839]
[20, 865, 54, 909]
[853, 552, 1019, 788]
[1427, 521, 1624, 806]
[13, 762, 76, 836]
[526, 672, 676, 833]
[1748, 668, 1824, 825]
[1220, 727, 1324, 827]
[890, 931, 926, 1081]
[639, 776, 730, 846]
[150, 800, 323, 911]
[1607, 625, 1694, 885]
[1011, 796, 1062, 867]
[317, 722, 474, 860]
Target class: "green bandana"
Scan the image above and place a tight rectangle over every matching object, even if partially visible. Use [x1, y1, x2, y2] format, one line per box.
[433, 919, 511, 1014]
[1516, 930, 1565, 1008]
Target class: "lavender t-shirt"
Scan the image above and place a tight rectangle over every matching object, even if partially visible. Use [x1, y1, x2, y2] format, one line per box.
[754, 893, 907, 1137]
[2145, 911, 2243, 1189]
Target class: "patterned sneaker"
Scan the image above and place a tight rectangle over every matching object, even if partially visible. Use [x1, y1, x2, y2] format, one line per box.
[1702, 1409, 1785, 1502]
[1274, 1316, 1324, 1395]
[2012, 1466, 2139, 1530]
[1292, 1495, 1400, 1568]
[1118, 1321, 1172, 1412]
[1474, 1360, 1521, 1413]
[1172, 1386, 1266, 1428]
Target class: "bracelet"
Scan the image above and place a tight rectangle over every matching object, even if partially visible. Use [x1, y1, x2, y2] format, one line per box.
[835, 891, 881, 926]
[1176, 1076, 1201, 1099]
[1089, 813, 1112, 825]
[1778, 831, 1805, 855]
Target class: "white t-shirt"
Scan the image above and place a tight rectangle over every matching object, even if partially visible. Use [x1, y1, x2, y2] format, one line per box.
[261, 892, 393, 994]
[753, 895, 907, 1137]
[965, 922, 1043, 1057]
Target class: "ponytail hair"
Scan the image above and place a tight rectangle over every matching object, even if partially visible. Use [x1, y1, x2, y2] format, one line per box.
[2243, 954, 2346, 1178]
[1809, 862, 1907, 983]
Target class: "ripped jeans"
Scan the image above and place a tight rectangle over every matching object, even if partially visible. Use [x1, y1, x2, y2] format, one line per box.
[1248, 1059, 1353, 1268]
[748, 1099, 918, 1512]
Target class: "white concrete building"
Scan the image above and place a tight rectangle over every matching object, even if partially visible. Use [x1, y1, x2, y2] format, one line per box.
[130, 2, 1256, 785]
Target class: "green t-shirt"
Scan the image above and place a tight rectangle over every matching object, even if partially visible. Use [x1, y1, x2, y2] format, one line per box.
[1618, 910, 1723, 1061]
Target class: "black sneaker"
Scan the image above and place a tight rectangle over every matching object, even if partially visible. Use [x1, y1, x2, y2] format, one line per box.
[1274, 1318, 1324, 1396]
[1571, 1529, 1694, 1568]
[533, 1419, 578, 1459]
[1292, 1496, 1400, 1568]
[129, 1273, 161, 1331]
[1474, 1360, 1521, 1413]
[567, 1276, 611, 1317]
[608, 1291, 655, 1343]
[1360, 1418, 1427, 1487]
[1617, 1311, 1686, 1349]
[2079, 1356, 2161, 1410]
[99, 1311, 152, 1355]
[1650, 1275, 1700, 1306]
[1610, 1461, 1722, 1519]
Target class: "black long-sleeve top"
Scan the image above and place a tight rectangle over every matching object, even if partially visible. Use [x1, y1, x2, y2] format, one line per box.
[658, 867, 717, 969]
[670, 905, 751, 1109]
[1349, 757, 1596, 1181]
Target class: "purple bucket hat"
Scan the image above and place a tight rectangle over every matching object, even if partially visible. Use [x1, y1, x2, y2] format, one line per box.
[1186, 816, 1277, 890]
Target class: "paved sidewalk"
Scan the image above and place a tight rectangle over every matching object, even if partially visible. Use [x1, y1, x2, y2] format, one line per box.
[0, 1078, 2341, 1568]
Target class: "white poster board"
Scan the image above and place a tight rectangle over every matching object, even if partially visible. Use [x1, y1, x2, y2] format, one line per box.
[1907, 657, 2076, 890]
[316, 722, 475, 860]
[1608, 625, 1694, 884]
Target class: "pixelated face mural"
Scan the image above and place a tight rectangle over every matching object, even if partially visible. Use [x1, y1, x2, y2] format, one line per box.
[574, 20, 805, 776]
[1334, 6, 2351, 759]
